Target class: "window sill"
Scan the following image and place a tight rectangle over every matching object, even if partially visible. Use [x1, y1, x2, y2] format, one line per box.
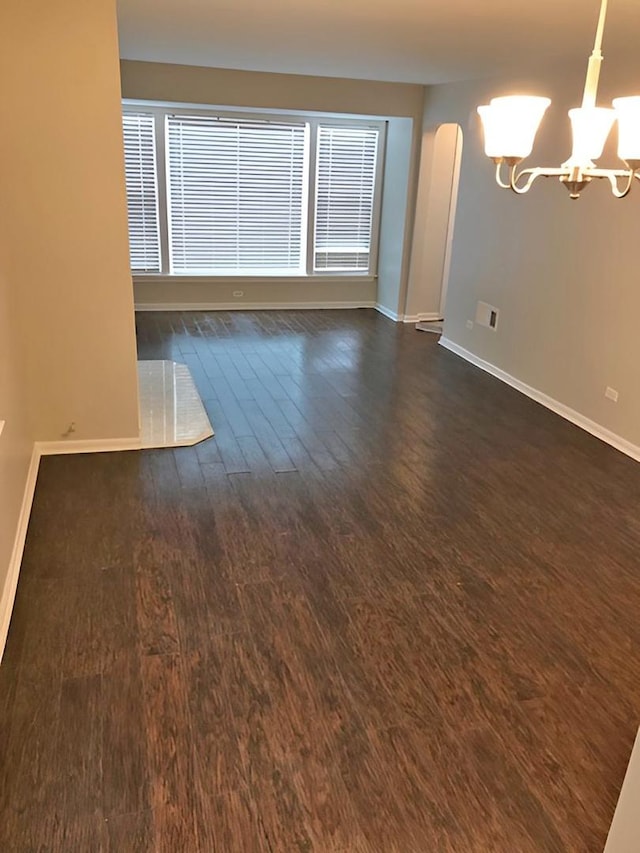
[133, 274, 376, 285]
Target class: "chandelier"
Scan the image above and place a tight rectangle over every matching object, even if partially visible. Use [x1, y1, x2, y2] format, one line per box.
[477, 0, 640, 199]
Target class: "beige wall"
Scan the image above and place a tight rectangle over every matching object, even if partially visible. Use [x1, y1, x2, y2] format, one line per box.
[121, 60, 425, 118]
[133, 277, 376, 309]
[121, 60, 424, 312]
[420, 61, 640, 449]
[2, 0, 140, 444]
[0, 0, 140, 655]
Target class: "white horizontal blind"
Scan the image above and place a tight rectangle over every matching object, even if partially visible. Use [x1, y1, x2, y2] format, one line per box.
[166, 115, 307, 274]
[122, 113, 161, 272]
[314, 125, 379, 272]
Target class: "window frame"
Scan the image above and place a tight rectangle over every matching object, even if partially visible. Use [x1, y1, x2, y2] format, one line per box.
[122, 101, 386, 281]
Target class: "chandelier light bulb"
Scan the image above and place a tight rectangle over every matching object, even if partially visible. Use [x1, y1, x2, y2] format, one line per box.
[478, 96, 551, 160]
[613, 97, 640, 165]
[565, 107, 616, 166]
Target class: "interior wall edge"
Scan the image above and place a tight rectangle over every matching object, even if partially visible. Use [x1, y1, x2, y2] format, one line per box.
[375, 303, 403, 322]
[439, 337, 640, 464]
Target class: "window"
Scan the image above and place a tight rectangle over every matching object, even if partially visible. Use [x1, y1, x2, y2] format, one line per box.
[166, 116, 307, 274]
[122, 113, 161, 272]
[122, 105, 384, 278]
[314, 125, 378, 272]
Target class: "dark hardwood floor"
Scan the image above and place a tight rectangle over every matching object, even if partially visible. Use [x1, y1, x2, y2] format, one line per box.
[2, 308, 640, 851]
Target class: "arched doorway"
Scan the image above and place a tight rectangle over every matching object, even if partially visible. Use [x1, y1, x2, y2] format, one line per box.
[405, 123, 463, 323]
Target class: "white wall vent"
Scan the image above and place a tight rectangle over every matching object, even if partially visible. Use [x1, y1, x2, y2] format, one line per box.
[475, 301, 499, 331]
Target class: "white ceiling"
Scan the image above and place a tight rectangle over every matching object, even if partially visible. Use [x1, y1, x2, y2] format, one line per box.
[117, 0, 640, 85]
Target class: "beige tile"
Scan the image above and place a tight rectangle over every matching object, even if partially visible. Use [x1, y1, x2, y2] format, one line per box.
[137, 360, 213, 449]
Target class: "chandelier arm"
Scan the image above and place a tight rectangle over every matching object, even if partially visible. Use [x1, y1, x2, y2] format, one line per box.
[510, 166, 541, 194]
[588, 167, 634, 177]
[509, 166, 563, 195]
[495, 160, 512, 189]
[603, 171, 635, 199]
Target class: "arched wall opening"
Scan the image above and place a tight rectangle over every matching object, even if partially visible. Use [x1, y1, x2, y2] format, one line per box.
[404, 122, 463, 322]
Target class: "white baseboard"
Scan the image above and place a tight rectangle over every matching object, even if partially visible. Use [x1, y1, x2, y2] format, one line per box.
[375, 303, 403, 322]
[376, 305, 440, 324]
[135, 301, 376, 312]
[0, 446, 41, 662]
[37, 437, 143, 456]
[403, 313, 443, 324]
[439, 337, 640, 463]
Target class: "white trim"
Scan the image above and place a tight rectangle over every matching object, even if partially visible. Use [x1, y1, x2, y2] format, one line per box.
[0, 445, 41, 662]
[439, 124, 463, 319]
[403, 312, 443, 323]
[439, 337, 640, 464]
[37, 437, 143, 456]
[135, 301, 376, 312]
[604, 727, 640, 852]
[123, 98, 391, 124]
[375, 303, 403, 322]
[133, 274, 375, 284]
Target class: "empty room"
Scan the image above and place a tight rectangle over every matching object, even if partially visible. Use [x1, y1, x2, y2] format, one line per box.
[1, 0, 640, 850]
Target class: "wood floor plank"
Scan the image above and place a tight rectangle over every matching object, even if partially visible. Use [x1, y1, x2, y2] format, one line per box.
[213, 413, 253, 473]
[105, 809, 153, 852]
[135, 546, 181, 657]
[0, 673, 61, 840]
[173, 446, 207, 489]
[183, 639, 273, 852]
[236, 580, 370, 849]
[194, 435, 223, 466]
[1, 811, 108, 852]
[140, 653, 199, 849]
[56, 674, 103, 818]
[237, 402, 298, 472]
[102, 651, 151, 818]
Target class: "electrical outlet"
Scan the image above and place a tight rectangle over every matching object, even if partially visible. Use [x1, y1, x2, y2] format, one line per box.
[233, 290, 244, 298]
[605, 387, 619, 403]
[466, 320, 474, 330]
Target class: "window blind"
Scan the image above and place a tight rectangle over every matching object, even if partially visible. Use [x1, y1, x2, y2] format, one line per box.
[314, 125, 379, 272]
[166, 116, 307, 274]
[122, 113, 161, 272]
